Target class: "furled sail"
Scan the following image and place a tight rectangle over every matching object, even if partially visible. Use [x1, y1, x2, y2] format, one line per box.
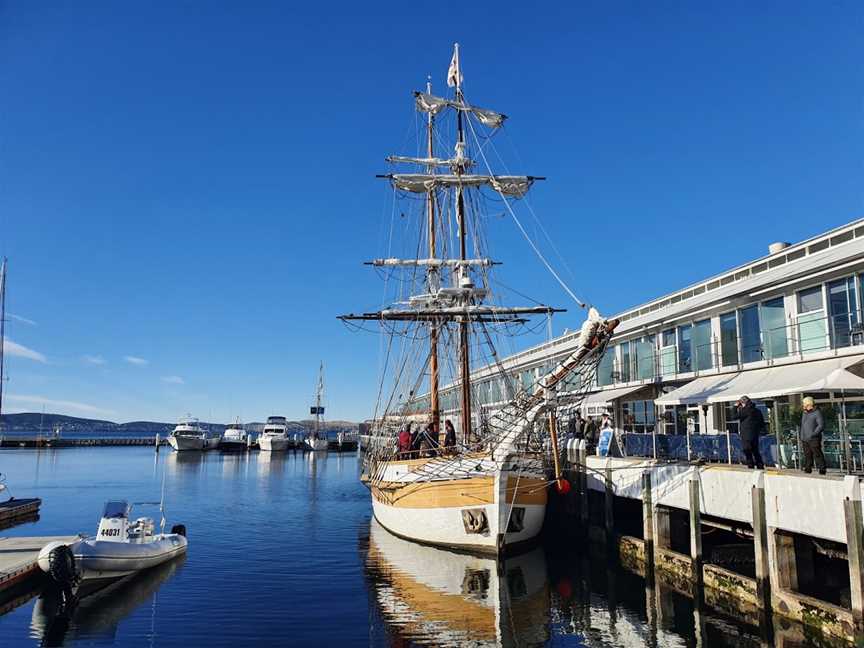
[413, 92, 507, 129]
[369, 258, 495, 267]
[385, 155, 455, 167]
[386, 173, 537, 198]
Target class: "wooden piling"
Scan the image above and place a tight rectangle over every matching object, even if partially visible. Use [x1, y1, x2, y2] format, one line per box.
[689, 474, 703, 594]
[605, 463, 614, 542]
[772, 531, 798, 592]
[642, 470, 655, 582]
[844, 476, 864, 633]
[579, 441, 589, 527]
[752, 471, 771, 612]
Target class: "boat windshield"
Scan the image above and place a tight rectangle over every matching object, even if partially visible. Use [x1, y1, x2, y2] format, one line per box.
[102, 500, 129, 519]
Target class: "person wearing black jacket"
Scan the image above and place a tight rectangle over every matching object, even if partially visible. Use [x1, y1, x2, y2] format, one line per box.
[733, 396, 765, 469]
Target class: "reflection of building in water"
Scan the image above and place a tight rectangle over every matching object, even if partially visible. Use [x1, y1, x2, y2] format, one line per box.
[31, 554, 185, 643]
[365, 519, 549, 647]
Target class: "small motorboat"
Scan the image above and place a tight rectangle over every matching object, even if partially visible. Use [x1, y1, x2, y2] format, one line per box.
[38, 500, 187, 597]
[220, 421, 248, 451]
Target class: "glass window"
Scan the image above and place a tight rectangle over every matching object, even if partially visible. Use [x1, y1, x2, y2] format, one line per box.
[828, 277, 858, 348]
[489, 379, 501, 403]
[561, 366, 581, 392]
[635, 336, 655, 380]
[660, 329, 676, 376]
[720, 312, 738, 366]
[621, 400, 655, 434]
[760, 297, 788, 359]
[692, 319, 713, 371]
[597, 350, 614, 387]
[797, 286, 827, 354]
[677, 324, 692, 373]
[799, 286, 824, 313]
[738, 305, 761, 363]
[619, 342, 631, 382]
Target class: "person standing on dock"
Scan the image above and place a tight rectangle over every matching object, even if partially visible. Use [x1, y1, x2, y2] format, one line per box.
[443, 420, 457, 452]
[584, 416, 598, 453]
[800, 396, 826, 475]
[397, 426, 411, 457]
[733, 396, 765, 469]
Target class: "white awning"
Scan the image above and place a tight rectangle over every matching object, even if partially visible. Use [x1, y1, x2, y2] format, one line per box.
[582, 384, 649, 406]
[655, 356, 864, 405]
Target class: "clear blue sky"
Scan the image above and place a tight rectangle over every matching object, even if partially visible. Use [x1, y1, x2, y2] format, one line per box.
[2, 2, 862, 423]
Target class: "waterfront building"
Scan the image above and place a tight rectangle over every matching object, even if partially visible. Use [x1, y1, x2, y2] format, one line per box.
[408, 217, 864, 470]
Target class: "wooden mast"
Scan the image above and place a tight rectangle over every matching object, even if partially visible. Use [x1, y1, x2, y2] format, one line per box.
[453, 44, 472, 445]
[426, 78, 440, 441]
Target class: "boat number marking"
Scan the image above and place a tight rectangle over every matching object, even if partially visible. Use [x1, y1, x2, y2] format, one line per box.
[100, 528, 122, 537]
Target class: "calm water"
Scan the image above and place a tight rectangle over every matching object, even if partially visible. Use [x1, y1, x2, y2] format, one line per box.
[0, 448, 817, 646]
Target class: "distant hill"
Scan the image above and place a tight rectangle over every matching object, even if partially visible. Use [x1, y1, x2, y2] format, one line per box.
[0, 413, 359, 435]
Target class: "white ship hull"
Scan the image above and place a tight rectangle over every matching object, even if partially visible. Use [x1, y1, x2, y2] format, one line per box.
[370, 454, 547, 555]
[259, 435, 289, 452]
[168, 435, 204, 451]
[304, 437, 328, 451]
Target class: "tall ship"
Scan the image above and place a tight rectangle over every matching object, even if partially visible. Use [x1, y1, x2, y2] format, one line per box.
[168, 417, 218, 451]
[259, 416, 290, 452]
[304, 363, 328, 451]
[340, 45, 618, 555]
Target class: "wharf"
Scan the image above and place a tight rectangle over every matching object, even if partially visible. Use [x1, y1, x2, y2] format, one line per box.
[1, 437, 154, 448]
[0, 498, 41, 529]
[556, 442, 864, 644]
[0, 535, 76, 595]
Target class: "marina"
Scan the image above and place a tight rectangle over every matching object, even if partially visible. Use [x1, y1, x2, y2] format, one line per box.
[2, 2, 863, 645]
[0, 445, 846, 647]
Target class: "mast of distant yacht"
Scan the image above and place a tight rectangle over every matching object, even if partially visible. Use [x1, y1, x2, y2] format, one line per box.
[0, 258, 6, 421]
[314, 362, 325, 439]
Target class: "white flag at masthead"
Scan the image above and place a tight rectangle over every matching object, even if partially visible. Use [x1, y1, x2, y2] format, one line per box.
[447, 43, 462, 89]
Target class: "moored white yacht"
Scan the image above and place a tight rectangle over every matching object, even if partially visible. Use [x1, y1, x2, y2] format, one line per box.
[259, 416, 290, 452]
[167, 417, 216, 451]
[220, 421, 248, 451]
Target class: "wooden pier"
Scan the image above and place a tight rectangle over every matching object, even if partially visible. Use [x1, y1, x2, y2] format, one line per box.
[0, 535, 76, 596]
[555, 441, 864, 644]
[0, 437, 156, 448]
[0, 498, 41, 530]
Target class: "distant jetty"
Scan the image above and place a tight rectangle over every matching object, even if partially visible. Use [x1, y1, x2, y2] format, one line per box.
[0, 412, 359, 436]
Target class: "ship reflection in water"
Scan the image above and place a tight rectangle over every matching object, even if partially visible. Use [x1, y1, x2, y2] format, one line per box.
[30, 555, 186, 646]
[363, 518, 799, 648]
[365, 519, 549, 647]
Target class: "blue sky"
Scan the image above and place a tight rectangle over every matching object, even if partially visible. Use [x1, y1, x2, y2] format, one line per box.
[1, 2, 862, 423]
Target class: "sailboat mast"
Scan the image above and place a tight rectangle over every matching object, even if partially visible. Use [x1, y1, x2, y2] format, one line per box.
[315, 362, 323, 438]
[0, 259, 5, 420]
[426, 78, 440, 439]
[452, 44, 472, 445]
